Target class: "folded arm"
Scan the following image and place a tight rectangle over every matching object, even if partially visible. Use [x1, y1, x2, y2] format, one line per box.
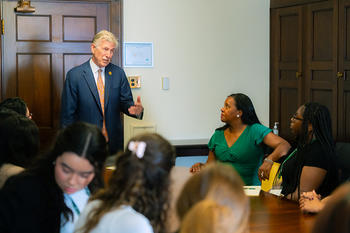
[258, 132, 291, 180]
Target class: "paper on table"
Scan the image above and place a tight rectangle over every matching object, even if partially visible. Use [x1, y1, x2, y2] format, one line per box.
[244, 186, 261, 196]
[269, 189, 282, 196]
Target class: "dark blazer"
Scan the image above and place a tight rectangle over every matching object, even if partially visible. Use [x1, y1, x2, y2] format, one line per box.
[60, 60, 136, 154]
[0, 174, 61, 233]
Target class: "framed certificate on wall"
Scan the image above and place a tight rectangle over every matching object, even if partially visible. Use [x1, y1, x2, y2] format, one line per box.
[123, 42, 153, 67]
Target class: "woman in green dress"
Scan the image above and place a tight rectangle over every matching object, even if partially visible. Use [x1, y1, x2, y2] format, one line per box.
[190, 93, 291, 185]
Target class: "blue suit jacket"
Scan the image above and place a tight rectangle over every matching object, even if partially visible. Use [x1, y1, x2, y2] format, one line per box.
[60, 60, 136, 154]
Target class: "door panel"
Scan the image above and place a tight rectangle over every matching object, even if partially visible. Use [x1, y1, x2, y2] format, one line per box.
[338, 0, 350, 141]
[1, 0, 114, 149]
[270, 6, 303, 139]
[305, 1, 338, 137]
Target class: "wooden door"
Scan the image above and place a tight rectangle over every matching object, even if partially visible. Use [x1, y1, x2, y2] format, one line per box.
[270, 6, 304, 140]
[338, 0, 350, 141]
[304, 1, 338, 137]
[1, 0, 121, 149]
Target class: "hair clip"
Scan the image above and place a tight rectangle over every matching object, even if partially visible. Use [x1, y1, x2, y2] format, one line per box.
[128, 141, 146, 159]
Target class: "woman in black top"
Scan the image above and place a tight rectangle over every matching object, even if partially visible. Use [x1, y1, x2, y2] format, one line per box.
[280, 102, 338, 201]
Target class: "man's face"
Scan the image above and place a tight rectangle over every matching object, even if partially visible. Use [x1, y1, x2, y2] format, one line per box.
[91, 39, 116, 68]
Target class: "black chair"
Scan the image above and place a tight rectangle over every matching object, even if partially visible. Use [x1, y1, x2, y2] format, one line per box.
[335, 142, 350, 184]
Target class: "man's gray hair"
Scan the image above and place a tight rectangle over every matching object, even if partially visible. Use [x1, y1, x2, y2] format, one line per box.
[92, 30, 118, 47]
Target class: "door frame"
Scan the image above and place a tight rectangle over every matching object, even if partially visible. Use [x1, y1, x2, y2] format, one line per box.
[0, 0, 123, 100]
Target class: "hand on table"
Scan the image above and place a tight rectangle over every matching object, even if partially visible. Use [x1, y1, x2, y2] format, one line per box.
[299, 197, 324, 213]
[190, 163, 204, 173]
[301, 190, 321, 200]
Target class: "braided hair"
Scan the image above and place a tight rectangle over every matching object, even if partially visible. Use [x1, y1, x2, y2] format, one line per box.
[78, 133, 176, 233]
[291, 102, 336, 199]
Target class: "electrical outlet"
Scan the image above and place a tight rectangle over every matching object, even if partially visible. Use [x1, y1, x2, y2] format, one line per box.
[128, 75, 141, 88]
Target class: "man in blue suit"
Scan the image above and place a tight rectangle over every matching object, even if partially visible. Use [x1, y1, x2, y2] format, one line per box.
[60, 30, 143, 154]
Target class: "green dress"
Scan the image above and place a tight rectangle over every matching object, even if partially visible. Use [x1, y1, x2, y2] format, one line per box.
[208, 123, 272, 185]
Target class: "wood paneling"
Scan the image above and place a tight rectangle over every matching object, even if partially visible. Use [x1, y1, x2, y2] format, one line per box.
[17, 53, 52, 127]
[344, 91, 350, 137]
[270, 6, 303, 139]
[271, 0, 329, 8]
[338, 0, 350, 140]
[175, 144, 209, 157]
[16, 15, 51, 41]
[63, 54, 91, 78]
[279, 88, 299, 139]
[305, 1, 337, 136]
[271, 0, 350, 142]
[63, 16, 96, 42]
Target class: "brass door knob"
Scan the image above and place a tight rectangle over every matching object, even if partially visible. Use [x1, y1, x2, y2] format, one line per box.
[296, 72, 302, 78]
[337, 72, 344, 78]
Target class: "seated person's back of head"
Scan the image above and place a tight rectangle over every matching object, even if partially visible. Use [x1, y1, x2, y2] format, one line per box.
[0, 97, 28, 117]
[0, 109, 39, 188]
[177, 163, 249, 233]
[74, 133, 176, 233]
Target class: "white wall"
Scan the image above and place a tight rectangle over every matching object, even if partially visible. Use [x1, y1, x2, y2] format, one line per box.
[123, 0, 270, 146]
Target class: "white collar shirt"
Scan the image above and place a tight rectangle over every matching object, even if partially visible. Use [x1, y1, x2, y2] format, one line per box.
[89, 59, 106, 86]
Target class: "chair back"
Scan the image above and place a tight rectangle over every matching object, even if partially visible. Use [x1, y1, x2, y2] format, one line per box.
[335, 142, 350, 183]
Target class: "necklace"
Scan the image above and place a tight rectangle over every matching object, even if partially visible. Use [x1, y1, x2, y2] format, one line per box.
[277, 148, 297, 179]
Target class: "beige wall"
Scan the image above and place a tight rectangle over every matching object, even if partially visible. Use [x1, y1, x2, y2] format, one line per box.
[123, 0, 270, 146]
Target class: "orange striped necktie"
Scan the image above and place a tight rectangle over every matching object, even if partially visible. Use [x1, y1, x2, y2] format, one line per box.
[97, 69, 108, 142]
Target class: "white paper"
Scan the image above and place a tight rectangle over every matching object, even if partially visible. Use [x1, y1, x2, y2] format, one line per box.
[243, 186, 261, 196]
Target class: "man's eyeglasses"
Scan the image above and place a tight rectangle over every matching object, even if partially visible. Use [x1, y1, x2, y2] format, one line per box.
[292, 113, 303, 121]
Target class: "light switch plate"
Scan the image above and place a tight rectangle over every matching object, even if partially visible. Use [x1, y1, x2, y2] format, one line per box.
[162, 77, 169, 90]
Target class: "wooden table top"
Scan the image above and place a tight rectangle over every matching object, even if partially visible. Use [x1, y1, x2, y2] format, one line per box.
[104, 166, 317, 233]
[249, 191, 316, 233]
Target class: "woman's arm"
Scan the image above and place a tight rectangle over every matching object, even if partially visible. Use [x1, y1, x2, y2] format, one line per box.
[286, 166, 327, 201]
[190, 151, 216, 173]
[258, 132, 291, 180]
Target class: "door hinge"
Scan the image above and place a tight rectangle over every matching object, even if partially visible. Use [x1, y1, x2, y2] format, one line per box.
[1, 19, 4, 35]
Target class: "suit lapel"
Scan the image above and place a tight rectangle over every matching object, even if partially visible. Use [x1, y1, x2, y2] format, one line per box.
[104, 65, 112, 109]
[82, 61, 103, 114]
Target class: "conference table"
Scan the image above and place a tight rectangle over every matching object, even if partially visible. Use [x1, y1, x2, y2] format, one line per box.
[249, 191, 316, 233]
[104, 166, 317, 233]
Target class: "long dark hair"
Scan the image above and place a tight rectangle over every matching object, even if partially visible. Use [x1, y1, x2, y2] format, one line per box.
[217, 93, 260, 131]
[77, 133, 176, 233]
[24, 122, 108, 226]
[0, 109, 39, 168]
[288, 103, 336, 199]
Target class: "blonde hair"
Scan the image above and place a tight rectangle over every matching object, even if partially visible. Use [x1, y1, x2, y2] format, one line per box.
[92, 30, 118, 47]
[180, 199, 247, 233]
[177, 163, 249, 233]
